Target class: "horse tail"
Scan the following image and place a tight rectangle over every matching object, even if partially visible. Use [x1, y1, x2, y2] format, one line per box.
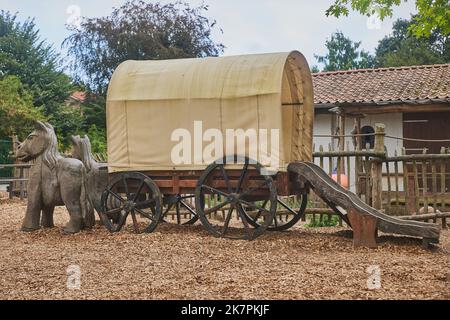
[81, 165, 95, 228]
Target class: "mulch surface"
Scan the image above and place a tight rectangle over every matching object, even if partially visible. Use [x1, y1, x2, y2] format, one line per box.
[0, 197, 448, 300]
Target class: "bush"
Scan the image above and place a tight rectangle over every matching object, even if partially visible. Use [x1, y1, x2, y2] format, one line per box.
[305, 214, 339, 228]
[86, 125, 107, 155]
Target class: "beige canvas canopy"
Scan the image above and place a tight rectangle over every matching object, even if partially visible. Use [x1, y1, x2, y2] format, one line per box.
[106, 51, 314, 173]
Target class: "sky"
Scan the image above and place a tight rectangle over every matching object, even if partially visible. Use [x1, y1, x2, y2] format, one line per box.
[0, 0, 418, 69]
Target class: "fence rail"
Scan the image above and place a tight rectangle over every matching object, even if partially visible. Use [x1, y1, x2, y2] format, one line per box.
[0, 163, 33, 199]
[311, 124, 449, 228]
[1, 124, 449, 228]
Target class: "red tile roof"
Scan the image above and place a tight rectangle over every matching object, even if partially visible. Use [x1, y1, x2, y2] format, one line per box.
[70, 91, 86, 103]
[312, 64, 450, 106]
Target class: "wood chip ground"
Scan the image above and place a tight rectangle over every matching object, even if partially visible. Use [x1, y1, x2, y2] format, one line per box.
[0, 196, 448, 300]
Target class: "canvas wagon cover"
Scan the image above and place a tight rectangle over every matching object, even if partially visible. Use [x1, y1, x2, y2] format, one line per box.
[106, 51, 314, 173]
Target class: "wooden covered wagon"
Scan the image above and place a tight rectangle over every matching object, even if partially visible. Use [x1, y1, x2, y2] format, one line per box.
[102, 51, 314, 240]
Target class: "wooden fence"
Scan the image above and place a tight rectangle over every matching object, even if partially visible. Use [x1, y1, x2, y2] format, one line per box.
[0, 163, 32, 199]
[2, 124, 449, 227]
[310, 123, 449, 227]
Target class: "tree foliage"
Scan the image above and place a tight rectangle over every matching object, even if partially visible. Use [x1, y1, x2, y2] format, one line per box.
[80, 94, 107, 154]
[63, 0, 224, 94]
[0, 11, 73, 115]
[0, 76, 46, 139]
[315, 17, 449, 71]
[375, 17, 450, 66]
[315, 31, 375, 71]
[326, 0, 450, 37]
[0, 11, 80, 150]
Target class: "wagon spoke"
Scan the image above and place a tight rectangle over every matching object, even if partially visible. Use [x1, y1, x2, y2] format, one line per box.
[107, 189, 126, 203]
[135, 196, 158, 209]
[277, 198, 298, 216]
[163, 203, 174, 216]
[200, 185, 230, 198]
[221, 206, 234, 237]
[204, 198, 232, 215]
[179, 200, 197, 216]
[273, 212, 279, 227]
[179, 194, 195, 200]
[237, 198, 271, 214]
[239, 180, 270, 198]
[130, 210, 140, 233]
[236, 161, 249, 193]
[250, 200, 268, 222]
[122, 175, 131, 200]
[116, 209, 129, 227]
[237, 204, 252, 239]
[132, 180, 145, 202]
[220, 165, 232, 193]
[176, 201, 181, 225]
[253, 209, 263, 222]
[135, 208, 157, 222]
[104, 207, 123, 217]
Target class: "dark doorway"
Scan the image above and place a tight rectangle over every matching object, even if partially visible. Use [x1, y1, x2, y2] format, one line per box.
[403, 111, 450, 193]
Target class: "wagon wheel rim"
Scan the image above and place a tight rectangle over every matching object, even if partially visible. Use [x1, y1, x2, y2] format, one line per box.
[242, 193, 308, 231]
[195, 156, 277, 240]
[100, 172, 162, 234]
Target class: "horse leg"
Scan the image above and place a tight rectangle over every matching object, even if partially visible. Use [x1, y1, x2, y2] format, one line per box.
[63, 201, 83, 234]
[61, 186, 83, 234]
[41, 206, 55, 228]
[21, 205, 42, 232]
[21, 176, 42, 232]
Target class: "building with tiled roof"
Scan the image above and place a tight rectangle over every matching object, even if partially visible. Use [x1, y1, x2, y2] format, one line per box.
[313, 64, 450, 108]
[66, 91, 87, 114]
[311, 63, 449, 161]
[69, 91, 87, 103]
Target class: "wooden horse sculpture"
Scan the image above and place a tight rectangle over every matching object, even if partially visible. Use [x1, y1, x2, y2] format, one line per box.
[71, 135, 108, 219]
[16, 121, 94, 233]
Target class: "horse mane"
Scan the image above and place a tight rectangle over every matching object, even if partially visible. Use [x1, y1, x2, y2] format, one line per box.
[42, 124, 61, 170]
[80, 136, 95, 172]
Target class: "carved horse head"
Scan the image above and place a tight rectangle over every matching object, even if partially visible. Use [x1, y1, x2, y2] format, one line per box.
[16, 121, 60, 169]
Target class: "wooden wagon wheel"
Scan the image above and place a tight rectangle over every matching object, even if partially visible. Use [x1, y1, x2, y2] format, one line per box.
[161, 194, 199, 225]
[195, 156, 277, 240]
[100, 172, 162, 233]
[242, 194, 308, 231]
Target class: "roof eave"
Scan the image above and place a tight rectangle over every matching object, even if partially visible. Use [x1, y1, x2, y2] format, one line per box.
[315, 98, 450, 109]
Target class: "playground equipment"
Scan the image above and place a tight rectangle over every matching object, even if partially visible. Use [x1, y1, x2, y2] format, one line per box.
[101, 51, 440, 247]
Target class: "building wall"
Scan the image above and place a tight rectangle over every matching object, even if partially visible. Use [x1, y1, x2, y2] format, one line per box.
[313, 112, 404, 192]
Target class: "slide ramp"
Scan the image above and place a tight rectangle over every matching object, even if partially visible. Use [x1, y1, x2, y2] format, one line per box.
[288, 162, 440, 247]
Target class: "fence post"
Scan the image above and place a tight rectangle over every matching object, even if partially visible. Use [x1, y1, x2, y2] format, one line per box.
[371, 123, 385, 209]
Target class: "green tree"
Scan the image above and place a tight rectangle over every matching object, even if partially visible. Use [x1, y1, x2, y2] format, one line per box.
[326, 0, 450, 37]
[63, 0, 224, 94]
[0, 76, 46, 139]
[79, 94, 107, 153]
[0, 11, 73, 115]
[81, 94, 106, 131]
[375, 17, 450, 66]
[0, 11, 81, 150]
[315, 31, 375, 71]
[86, 125, 107, 154]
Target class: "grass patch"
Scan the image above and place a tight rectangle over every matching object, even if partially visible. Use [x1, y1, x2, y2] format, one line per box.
[305, 213, 339, 228]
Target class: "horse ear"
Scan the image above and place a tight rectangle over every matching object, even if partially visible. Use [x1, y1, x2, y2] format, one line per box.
[44, 122, 54, 131]
[34, 121, 47, 132]
[70, 135, 79, 145]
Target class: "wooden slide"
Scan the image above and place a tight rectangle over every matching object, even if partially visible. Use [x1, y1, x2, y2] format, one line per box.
[288, 162, 441, 248]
